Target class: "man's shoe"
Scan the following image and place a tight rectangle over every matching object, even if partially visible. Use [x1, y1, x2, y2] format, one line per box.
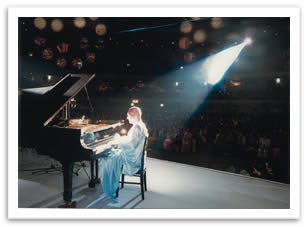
[58, 201, 77, 208]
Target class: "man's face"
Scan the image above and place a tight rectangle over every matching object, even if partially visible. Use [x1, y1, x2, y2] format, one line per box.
[127, 113, 133, 124]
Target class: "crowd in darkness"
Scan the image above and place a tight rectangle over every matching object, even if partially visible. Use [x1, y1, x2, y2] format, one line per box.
[76, 89, 289, 184]
[144, 109, 289, 184]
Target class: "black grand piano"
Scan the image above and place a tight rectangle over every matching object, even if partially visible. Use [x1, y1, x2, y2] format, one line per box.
[19, 73, 124, 189]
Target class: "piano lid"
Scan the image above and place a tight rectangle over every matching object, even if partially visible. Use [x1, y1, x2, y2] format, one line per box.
[21, 73, 96, 127]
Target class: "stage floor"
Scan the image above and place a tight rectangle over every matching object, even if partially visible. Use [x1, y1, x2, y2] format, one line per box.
[18, 150, 290, 209]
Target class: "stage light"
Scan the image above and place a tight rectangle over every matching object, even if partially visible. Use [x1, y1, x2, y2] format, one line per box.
[73, 17, 86, 28]
[180, 22, 193, 34]
[203, 41, 247, 85]
[42, 48, 54, 60]
[86, 53, 96, 63]
[193, 29, 207, 43]
[184, 52, 195, 62]
[89, 17, 98, 21]
[244, 37, 252, 45]
[211, 17, 224, 29]
[179, 38, 191, 49]
[175, 82, 179, 86]
[72, 58, 83, 69]
[231, 80, 241, 86]
[51, 19, 64, 32]
[47, 75, 52, 81]
[131, 103, 135, 106]
[132, 99, 139, 104]
[160, 104, 164, 107]
[56, 58, 67, 68]
[276, 78, 281, 84]
[34, 37, 46, 46]
[28, 53, 33, 57]
[95, 24, 107, 36]
[34, 17, 47, 30]
[180, 66, 184, 70]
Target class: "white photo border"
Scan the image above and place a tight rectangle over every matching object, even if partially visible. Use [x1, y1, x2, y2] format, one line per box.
[8, 6, 300, 219]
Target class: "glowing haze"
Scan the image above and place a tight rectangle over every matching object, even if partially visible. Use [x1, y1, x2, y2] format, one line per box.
[203, 41, 247, 85]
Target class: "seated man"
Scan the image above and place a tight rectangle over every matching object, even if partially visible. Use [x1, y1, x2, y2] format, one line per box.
[98, 106, 148, 201]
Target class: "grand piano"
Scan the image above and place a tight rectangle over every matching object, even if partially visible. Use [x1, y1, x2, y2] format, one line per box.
[19, 73, 124, 188]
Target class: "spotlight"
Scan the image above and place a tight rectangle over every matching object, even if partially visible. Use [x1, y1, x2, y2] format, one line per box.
[160, 104, 164, 107]
[175, 82, 179, 86]
[89, 17, 98, 21]
[95, 24, 107, 36]
[244, 37, 252, 45]
[211, 17, 224, 29]
[51, 19, 64, 32]
[193, 29, 207, 43]
[180, 22, 193, 34]
[34, 17, 47, 30]
[179, 38, 191, 49]
[73, 17, 86, 28]
[276, 78, 281, 84]
[47, 75, 52, 81]
[203, 42, 247, 85]
[180, 66, 184, 70]
[56, 58, 67, 68]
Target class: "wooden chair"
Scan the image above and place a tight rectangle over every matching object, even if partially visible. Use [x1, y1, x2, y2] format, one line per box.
[116, 137, 148, 200]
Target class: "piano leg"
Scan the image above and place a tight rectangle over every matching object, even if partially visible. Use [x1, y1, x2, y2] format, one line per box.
[95, 160, 101, 184]
[88, 160, 101, 188]
[62, 161, 74, 202]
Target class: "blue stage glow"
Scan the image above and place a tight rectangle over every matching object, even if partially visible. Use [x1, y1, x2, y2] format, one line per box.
[203, 41, 247, 85]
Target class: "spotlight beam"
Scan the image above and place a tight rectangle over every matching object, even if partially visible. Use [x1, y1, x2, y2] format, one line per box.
[203, 41, 248, 85]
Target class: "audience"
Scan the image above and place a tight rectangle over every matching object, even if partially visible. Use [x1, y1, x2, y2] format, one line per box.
[143, 109, 289, 183]
[84, 100, 288, 184]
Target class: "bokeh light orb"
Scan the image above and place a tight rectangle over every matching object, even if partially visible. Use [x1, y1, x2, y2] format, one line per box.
[34, 37, 46, 46]
[56, 58, 67, 68]
[179, 37, 191, 49]
[72, 58, 83, 70]
[51, 19, 64, 32]
[95, 24, 107, 36]
[184, 52, 195, 62]
[42, 48, 54, 60]
[34, 17, 47, 30]
[73, 17, 86, 28]
[193, 29, 207, 43]
[211, 17, 224, 29]
[180, 22, 193, 34]
[89, 17, 98, 21]
[86, 52, 96, 63]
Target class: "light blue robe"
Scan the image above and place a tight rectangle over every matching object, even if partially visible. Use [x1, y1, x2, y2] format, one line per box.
[99, 121, 148, 201]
